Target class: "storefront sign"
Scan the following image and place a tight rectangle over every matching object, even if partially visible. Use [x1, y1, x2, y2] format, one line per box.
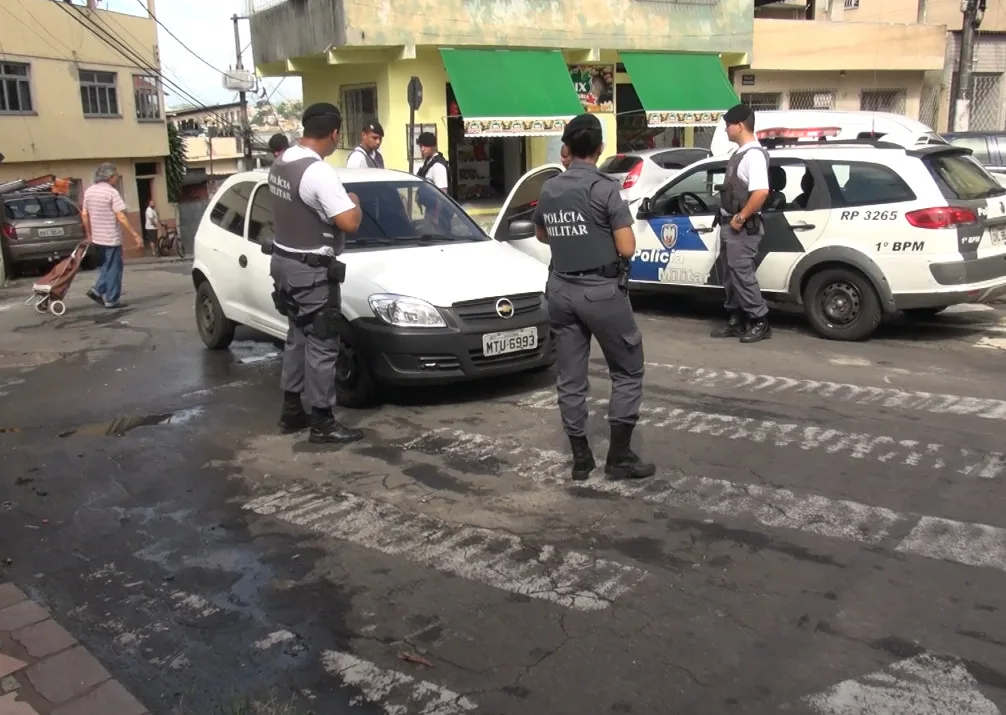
[646, 111, 725, 128]
[568, 65, 615, 113]
[463, 118, 568, 137]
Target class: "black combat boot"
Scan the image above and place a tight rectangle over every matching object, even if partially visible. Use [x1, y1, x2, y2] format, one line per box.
[308, 407, 364, 444]
[740, 317, 772, 344]
[568, 435, 596, 482]
[604, 423, 656, 480]
[711, 311, 746, 338]
[278, 391, 310, 434]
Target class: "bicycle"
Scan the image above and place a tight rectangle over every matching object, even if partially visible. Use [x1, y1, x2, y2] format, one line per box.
[156, 222, 185, 258]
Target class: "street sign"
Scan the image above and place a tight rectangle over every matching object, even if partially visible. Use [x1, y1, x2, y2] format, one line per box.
[407, 76, 423, 112]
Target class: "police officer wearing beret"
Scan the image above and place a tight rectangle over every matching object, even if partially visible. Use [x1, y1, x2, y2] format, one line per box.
[533, 113, 655, 482]
[711, 103, 772, 343]
[267, 102, 365, 444]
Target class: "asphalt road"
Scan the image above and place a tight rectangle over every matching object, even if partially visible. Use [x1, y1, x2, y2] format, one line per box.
[2, 261, 1006, 714]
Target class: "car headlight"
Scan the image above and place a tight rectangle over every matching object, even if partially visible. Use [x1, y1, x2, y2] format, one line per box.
[368, 294, 447, 328]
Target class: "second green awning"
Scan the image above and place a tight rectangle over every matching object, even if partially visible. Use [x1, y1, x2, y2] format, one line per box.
[619, 51, 738, 128]
[440, 48, 583, 137]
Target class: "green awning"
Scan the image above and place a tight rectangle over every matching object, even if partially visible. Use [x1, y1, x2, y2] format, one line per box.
[619, 52, 739, 128]
[439, 48, 583, 137]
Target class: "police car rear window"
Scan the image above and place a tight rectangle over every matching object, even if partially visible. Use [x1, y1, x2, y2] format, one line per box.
[600, 155, 642, 174]
[925, 153, 1005, 201]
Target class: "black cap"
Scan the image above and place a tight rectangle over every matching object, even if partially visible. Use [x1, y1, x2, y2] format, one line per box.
[416, 131, 437, 147]
[361, 118, 384, 137]
[302, 102, 340, 123]
[268, 133, 289, 153]
[723, 104, 754, 125]
[561, 113, 602, 143]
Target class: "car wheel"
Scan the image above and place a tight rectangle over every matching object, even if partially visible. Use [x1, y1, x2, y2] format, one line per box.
[335, 327, 380, 408]
[802, 267, 882, 341]
[195, 281, 236, 350]
[902, 306, 947, 319]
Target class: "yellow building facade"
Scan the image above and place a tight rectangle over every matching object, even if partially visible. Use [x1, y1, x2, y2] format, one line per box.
[249, 0, 752, 204]
[0, 0, 172, 231]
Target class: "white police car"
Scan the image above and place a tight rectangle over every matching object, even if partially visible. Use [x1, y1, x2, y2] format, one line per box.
[191, 168, 553, 407]
[495, 128, 1006, 341]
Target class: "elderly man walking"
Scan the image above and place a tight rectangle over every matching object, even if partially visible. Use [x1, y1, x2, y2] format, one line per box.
[81, 162, 142, 309]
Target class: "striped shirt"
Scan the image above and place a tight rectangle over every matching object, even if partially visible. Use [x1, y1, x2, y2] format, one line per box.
[82, 182, 127, 247]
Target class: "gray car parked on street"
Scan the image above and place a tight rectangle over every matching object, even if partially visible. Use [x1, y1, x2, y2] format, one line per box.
[1, 192, 94, 277]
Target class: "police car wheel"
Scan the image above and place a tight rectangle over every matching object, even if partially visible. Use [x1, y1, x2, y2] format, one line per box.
[802, 267, 882, 342]
[195, 281, 235, 350]
[334, 330, 379, 408]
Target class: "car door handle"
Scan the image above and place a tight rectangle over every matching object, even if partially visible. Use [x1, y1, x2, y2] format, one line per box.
[790, 223, 816, 231]
[238, 255, 248, 267]
[694, 227, 714, 234]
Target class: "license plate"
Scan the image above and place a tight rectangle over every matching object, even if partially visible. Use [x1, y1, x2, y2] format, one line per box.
[482, 327, 538, 357]
[36, 227, 65, 238]
[990, 225, 1006, 246]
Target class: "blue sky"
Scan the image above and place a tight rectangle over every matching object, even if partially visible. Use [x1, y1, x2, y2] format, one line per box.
[99, 0, 302, 110]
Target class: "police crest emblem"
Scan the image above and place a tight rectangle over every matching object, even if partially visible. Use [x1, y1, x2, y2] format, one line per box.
[660, 222, 678, 250]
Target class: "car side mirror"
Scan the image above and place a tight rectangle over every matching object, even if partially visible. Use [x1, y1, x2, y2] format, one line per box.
[505, 219, 536, 241]
[636, 197, 653, 219]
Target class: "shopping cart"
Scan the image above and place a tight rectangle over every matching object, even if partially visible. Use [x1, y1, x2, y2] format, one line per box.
[25, 240, 91, 317]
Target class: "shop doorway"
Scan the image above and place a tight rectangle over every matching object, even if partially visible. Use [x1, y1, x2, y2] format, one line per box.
[615, 83, 685, 152]
[446, 84, 527, 204]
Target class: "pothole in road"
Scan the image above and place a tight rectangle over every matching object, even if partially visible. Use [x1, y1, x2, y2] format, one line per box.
[56, 406, 205, 438]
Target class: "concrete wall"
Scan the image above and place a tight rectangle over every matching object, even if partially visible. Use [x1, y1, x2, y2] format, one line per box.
[249, 0, 348, 66]
[0, 0, 169, 165]
[847, 0, 1006, 32]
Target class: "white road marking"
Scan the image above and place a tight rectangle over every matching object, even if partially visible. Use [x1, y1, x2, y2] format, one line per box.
[517, 390, 1005, 478]
[253, 630, 297, 650]
[828, 357, 872, 367]
[243, 488, 647, 611]
[943, 303, 996, 314]
[402, 429, 1006, 574]
[803, 654, 1000, 714]
[975, 336, 1006, 351]
[321, 650, 477, 714]
[618, 363, 1006, 421]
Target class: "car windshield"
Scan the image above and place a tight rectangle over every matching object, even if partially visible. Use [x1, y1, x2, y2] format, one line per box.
[343, 180, 487, 248]
[4, 195, 79, 221]
[925, 153, 1006, 200]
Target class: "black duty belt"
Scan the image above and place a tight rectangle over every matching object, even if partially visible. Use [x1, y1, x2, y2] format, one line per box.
[556, 262, 621, 279]
[272, 244, 334, 267]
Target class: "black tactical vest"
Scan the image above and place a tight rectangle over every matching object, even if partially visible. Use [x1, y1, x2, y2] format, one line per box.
[720, 144, 771, 215]
[267, 155, 340, 252]
[417, 153, 450, 192]
[537, 163, 620, 274]
[352, 145, 385, 169]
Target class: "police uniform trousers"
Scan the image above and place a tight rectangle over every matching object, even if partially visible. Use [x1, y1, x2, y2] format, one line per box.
[546, 271, 644, 437]
[718, 219, 769, 320]
[269, 254, 340, 411]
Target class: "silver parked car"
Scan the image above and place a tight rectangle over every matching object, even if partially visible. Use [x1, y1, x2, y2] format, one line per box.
[1, 192, 94, 276]
[599, 147, 712, 203]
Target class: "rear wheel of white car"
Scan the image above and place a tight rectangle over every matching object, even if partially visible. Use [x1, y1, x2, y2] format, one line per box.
[802, 267, 882, 342]
[195, 281, 235, 350]
[335, 327, 379, 408]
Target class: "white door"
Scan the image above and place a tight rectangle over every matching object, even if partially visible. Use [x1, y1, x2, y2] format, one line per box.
[489, 164, 563, 265]
[200, 179, 259, 323]
[629, 160, 726, 289]
[242, 182, 287, 335]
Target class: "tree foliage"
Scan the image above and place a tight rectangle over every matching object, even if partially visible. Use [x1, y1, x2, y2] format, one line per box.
[166, 121, 187, 204]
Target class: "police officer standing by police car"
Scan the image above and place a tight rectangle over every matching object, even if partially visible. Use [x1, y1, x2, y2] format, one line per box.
[533, 113, 655, 482]
[711, 103, 772, 343]
[267, 102, 365, 444]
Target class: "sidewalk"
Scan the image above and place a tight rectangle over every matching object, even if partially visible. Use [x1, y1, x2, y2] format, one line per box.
[0, 584, 148, 715]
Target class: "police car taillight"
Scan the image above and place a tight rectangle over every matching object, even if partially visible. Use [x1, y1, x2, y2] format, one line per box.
[905, 207, 978, 229]
[756, 127, 842, 141]
[622, 161, 643, 189]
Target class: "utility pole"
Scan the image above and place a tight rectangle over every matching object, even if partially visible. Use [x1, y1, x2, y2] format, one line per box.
[232, 14, 253, 169]
[954, 0, 985, 131]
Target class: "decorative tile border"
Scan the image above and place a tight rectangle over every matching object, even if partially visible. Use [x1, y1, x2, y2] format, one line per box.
[646, 110, 726, 128]
[463, 117, 572, 137]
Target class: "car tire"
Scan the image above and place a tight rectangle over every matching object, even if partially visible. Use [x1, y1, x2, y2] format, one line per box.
[902, 306, 947, 319]
[195, 281, 236, 350]
[335, 326, 380, 408]
[802, 266, 882, 342]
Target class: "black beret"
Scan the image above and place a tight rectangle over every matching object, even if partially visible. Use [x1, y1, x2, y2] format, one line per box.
[302, 102, 340, 122]
[723, 104, 754, 124]
[362, 118, 384, 136]
[561, 113, 602, 143]
[416, 131, 437, 147]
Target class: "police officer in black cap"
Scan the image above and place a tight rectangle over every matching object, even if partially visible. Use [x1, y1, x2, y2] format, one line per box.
[711, 103, 772, 343]
[346, 117, 385, 169]
[267, 102, 365, 444]
[532, 113, 655, 482]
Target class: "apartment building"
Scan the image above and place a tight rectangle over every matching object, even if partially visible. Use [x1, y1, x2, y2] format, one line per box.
[247, 0, 752, 202]
[0, 0, 172, 233]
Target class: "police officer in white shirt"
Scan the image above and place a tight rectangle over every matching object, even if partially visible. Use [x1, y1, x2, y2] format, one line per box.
[711, 103, 772, 343]
[345, 118, 385, 169]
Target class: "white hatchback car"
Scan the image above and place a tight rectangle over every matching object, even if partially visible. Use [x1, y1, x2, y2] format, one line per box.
[191, 168, 554, 406]
[598, 147, 712, 203]
[497, 135, 1006, 341]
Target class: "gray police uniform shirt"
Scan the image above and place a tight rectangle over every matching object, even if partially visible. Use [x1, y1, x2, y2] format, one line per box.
[267, 144, 357, 257]
[532, 159, 631, 274]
